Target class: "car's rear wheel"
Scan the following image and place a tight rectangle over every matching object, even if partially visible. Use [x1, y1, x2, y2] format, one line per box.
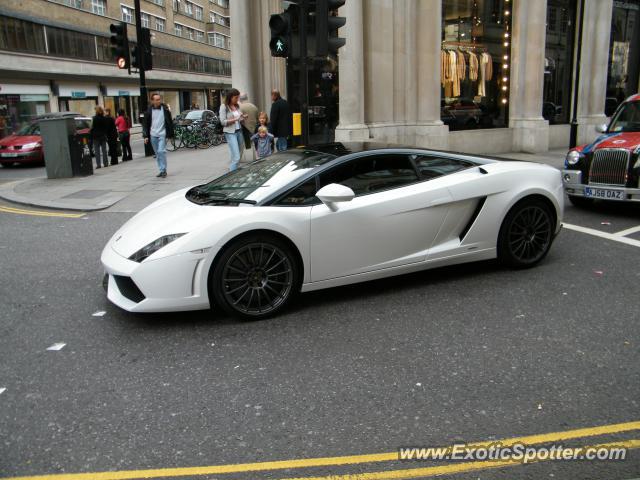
[211, 234, 300, 320]
[568, 195, 593, 208]
[498, 198, 555, 268]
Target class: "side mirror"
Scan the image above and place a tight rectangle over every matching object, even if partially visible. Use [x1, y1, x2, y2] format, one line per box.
[595, 123, 608, 133]
[316, 183, 355, 211]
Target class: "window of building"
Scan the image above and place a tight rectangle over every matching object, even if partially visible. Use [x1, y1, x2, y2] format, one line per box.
[217, 14, 229, 26]
[174, 23, 182, 36]
[185, 26, 194, 40]
[121, 5, 134, 23]
[606, 1, 640, 114]
[194, 5, 203, 20]
[209, 11, 215, 22]
[441, 0, 512, 130]
[216, 0, 228, 8]
[172, 0, 177, 11]
[209, 32, 225, 48]
[141, 12, 150, 28]
[184, 1, 193, 15]
[195, 30, 203, 42]
[149, 0, 163, 5]
[155, 17, 165, 31]
[0, 16, 47, 55]
[91, 0, 106, 15]
[543, 0, 576, 124]
[46, 25, 96, 60]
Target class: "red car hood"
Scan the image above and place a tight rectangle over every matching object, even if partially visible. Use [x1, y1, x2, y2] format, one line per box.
[0, 135, 41, 147]
[582, 131, 640, 153]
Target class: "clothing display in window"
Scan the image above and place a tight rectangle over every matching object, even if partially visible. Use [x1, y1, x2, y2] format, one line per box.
[441, 47, 492, 99]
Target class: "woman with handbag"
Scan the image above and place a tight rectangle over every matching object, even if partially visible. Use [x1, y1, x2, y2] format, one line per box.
[115, 109, 133, 161]
[219, 88, 246, 172]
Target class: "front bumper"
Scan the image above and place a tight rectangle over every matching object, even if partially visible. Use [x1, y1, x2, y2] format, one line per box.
[100, 243, 212, 313]
[562, 169, 640, 202]
[0, 149, 42, 162]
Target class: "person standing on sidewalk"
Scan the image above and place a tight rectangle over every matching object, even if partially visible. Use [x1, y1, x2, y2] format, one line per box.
[104, 108, 119, 166]
[219, 88, 246, 171]
[269, 90, 292, 151]
[143, 93, 174, 178]
[115, 109, 132, 161]
[90, 106, 109, 169]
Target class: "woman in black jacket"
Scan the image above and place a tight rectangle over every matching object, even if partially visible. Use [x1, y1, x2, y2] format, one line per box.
[90, 106, 109, 168]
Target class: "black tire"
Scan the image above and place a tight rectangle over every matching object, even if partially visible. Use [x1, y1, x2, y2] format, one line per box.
[568, 195, 593, 208]
[497, 198, 555, 268]
[210, 233, 301, 320]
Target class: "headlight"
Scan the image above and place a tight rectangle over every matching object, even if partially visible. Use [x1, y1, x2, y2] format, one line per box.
[129, 233, 186, 263]
[566, 150, 581, 166]
[22, 142, 41, 149]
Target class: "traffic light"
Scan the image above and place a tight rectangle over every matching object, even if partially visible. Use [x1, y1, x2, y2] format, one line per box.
[315, 0, 346, 57]
[131, 28, 153, 71]
[110, 22, 130, 70]
[269, 10, 292, 57]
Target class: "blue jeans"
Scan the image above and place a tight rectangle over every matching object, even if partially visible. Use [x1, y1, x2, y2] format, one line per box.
[276, 137, 288, 152]
[225, 130, 244, 171]
[150, 135, 167, 173]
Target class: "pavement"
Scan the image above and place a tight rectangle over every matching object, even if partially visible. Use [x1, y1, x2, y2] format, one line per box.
[0, 144, 568, 212]
[0, 138, 233, 212]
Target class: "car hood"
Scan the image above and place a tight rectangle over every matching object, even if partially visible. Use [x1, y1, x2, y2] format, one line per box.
[110, 188, 253, 258]
[0, 135, 41, 146]
[583, 131, 640, 153]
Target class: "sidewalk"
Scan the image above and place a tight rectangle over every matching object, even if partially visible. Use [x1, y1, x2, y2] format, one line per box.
[0, 145, 232, 212]
[0, 146, 567, 213]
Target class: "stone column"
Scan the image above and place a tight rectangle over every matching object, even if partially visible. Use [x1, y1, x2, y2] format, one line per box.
[335, 0, 369, 142]
[576, 0, 613, 145]
[509, 0, 549, 152]
[230, 0, 255, 100]
[415, 0, 449, 149]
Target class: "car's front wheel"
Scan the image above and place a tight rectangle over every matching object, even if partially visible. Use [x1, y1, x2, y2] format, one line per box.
[498, 198, 555, 268]
[210, 234, 300, 320]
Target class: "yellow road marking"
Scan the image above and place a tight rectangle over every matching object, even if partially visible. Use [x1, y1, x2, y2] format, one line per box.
[279, 439, 640, 480]
[0, 206, 84, 218]
[2, 420, 640, 480]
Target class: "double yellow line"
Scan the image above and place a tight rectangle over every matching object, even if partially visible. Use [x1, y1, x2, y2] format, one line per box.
[3, 420, 640, 480]
[0, 205, 84, 218]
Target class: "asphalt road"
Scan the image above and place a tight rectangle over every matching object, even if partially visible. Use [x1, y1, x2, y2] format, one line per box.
[1, 172, 640, 479]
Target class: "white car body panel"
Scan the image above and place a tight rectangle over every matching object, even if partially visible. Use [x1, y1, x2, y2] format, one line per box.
[101, 151, 564, 314]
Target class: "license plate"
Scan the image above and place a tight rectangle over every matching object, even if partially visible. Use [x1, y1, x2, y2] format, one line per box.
[0, 153, 18, 158]
[584, 187, 625, 200]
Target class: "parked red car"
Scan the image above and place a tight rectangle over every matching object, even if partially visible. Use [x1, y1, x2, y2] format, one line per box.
[0, 113, 91, 167]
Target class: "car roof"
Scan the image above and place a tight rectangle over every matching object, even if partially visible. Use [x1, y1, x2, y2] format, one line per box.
[300, 142, 505, 164]
[35, 112, 80, 120]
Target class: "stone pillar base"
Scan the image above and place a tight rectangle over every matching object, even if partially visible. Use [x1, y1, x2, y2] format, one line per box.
[334, 124, 370, 142]
[510, 118, 549, 153]
[577, 114, 609, 146]
[358, 122, 449, 149]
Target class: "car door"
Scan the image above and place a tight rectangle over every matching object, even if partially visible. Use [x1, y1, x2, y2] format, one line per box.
[309, 153, 453, 282]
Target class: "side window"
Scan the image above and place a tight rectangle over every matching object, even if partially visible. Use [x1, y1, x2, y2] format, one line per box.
[413, 155, 475, 181]
[275, 177, 319, 206]
[319, 154, 419, 196]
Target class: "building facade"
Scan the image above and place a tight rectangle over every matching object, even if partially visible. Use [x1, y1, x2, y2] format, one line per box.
[0, 0, 232, 137]
[232, 0, 640, 154]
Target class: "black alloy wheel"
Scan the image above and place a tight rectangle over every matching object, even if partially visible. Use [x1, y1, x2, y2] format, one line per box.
[211, 234, 300, 319]
[498, 198, 555, 268]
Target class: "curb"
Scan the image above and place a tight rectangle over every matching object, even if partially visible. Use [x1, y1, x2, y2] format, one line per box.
[0, 179, 113, 212]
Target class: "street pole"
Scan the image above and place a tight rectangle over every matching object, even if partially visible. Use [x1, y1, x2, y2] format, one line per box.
[298, 0, 309, 145]
[133, 0, 154, 157]
[569, 0, 585, 148]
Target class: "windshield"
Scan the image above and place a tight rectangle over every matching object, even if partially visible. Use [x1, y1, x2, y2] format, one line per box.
[187, 150, 336, 204]
[609, 101, 640, 133]
[185, 111, 203, 120]
[16, 123, 40, 136]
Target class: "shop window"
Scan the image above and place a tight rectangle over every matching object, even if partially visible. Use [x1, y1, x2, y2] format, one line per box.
[543, 0, 576, 124]
[606, 2, 640, 113]
[0, 95, 51, 138]
[441, 0, 511, 131]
